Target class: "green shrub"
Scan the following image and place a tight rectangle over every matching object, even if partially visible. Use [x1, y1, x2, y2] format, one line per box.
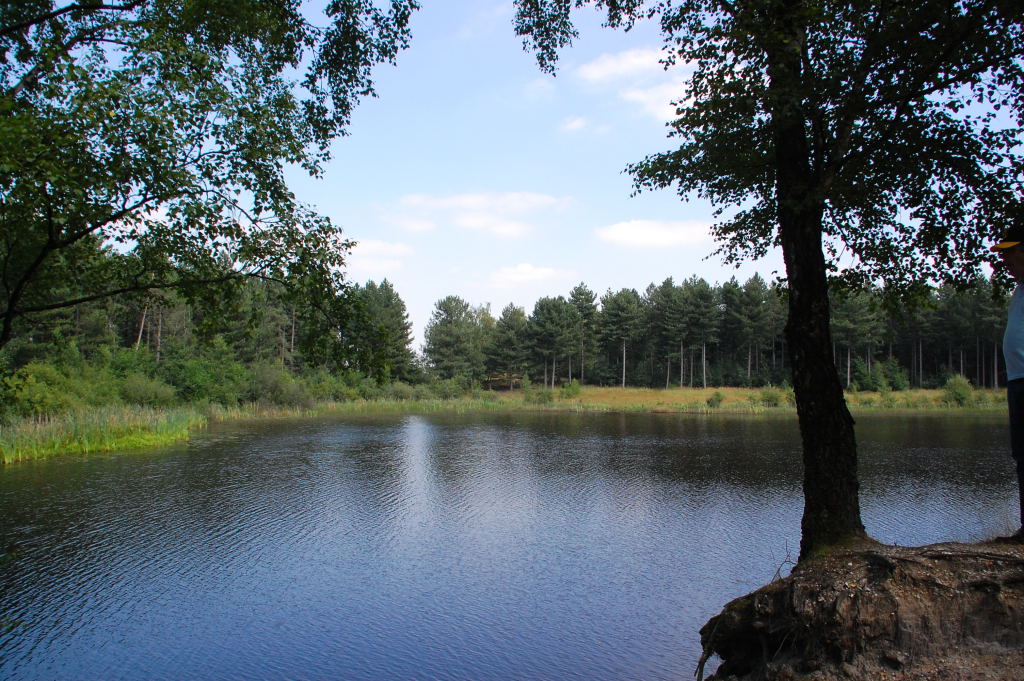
[559, 379, 582, 399]
[880, 357, 910, 391]
[161, 345, 248, 405]
[706, 391, 725, 409]
[108, 347, 158, 377]
[412, 384, 435, 401]
[338, 386, 361, 402]
[3, 361, 84, 415]
[759, 387, 782, 407]
[120, 373, 176, 406]
[851, 358, 893, 392]
[355, 376, 383, 401]
[250, 362, 307, 406]
[384, 381, 415, 401]
[942, 375, 974, 406]
[299, 369, 345, 401]
[525, 388, 554, 405]
[432, 378, 464, 400]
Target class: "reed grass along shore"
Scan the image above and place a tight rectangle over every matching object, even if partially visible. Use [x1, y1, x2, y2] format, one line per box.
[0, 384, 1004, 465]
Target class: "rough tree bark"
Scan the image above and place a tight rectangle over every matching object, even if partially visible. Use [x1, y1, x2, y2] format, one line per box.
[766, 4, 866, 559]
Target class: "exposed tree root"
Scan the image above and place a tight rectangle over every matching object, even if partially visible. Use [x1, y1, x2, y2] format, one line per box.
[701, 539, 1024, 680]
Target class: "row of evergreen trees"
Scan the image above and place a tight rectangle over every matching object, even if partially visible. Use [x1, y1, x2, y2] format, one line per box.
[423, 275, 1008, 391]
[0, 268, 1009, 416]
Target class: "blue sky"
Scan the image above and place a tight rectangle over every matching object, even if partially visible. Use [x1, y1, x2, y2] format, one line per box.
[289, 2, 784, 348]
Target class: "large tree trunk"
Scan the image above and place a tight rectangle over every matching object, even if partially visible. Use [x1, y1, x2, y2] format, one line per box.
[767, 9, 865, 560]
[779, 204, 865, 560]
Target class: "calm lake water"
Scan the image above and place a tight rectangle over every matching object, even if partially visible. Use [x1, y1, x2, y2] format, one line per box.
[0, 411, 1016, 680]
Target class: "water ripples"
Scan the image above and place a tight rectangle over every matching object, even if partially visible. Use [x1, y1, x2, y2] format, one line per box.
[0, 412, 1015, 680]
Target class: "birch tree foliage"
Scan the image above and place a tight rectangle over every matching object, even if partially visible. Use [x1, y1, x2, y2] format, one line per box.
[515, 0, 1024, 557]
[517, 0, 1023, 287]
[0, 0, 418, 348]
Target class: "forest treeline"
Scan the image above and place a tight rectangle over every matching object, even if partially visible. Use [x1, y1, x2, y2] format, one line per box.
[423, 276, 1006, 393]
[0, 260, 1008, 417]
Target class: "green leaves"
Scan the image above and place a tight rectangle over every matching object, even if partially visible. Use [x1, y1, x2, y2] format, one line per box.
[0, 0, 417, 348]
[517, 0, 1024, 292]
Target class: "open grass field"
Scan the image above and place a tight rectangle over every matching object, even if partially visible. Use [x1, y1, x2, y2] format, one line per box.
[0, 384, 1004, 464]
[485, 384, 1005, 413]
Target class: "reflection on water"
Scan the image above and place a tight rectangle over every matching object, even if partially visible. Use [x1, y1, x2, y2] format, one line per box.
[0, 412, 1015, 680]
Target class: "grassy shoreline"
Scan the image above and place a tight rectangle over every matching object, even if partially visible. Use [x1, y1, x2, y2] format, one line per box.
[1, 385, 1004, 464]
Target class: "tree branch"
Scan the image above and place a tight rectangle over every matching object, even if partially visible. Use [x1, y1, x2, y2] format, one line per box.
[7, 16, 142, 98]
[0, 1, 143, 39]
[11, 271, 257, 316]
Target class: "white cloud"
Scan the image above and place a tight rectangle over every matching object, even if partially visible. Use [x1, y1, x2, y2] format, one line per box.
[387, 215, 436, 232]
[576, 48, 664, 82]
[595, 220, 712, 248]
[458, 2, 513, 40]
[621, 82, 687, 121]
[352, 239, 414, 257]
[561, 115, 589, 131]
[489, 263, 576, 287]
[347, 240, 414, 279]
[349, 258, 405, 278]
[557, 116, 612, 134]
[453, 212, 531, 237]
[574, 48, 693, 122]
[387, 192, 571, 238]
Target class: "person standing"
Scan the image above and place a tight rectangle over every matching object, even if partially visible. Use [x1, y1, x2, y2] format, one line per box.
[992, 225, 1024, 541]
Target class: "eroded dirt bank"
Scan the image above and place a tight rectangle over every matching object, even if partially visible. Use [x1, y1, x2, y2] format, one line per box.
[700, 540, 1024, 680]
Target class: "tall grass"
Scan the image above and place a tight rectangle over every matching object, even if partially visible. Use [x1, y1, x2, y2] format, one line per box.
[206, 396, 523, 420]
[2, 385, 1003, 466]
[0, 406, 206, 464]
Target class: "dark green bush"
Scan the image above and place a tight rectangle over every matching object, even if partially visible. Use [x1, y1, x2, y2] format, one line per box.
[432, 378, 464, 400]
[881, 358, 910, 391]
[1, 360, 124, 415]
[120, 373, 176, 406]
[299, 369, 347, 401]
[559, 379, 582, 399]
[525, 388, 554, 404]
[384, 381, 415, 401]
[250, 362, 307, 406]
[759, 387, 782, 407]
[3, 361, 84, 415]
[942, 375, 974, 407]
[355, 376, 383, 400]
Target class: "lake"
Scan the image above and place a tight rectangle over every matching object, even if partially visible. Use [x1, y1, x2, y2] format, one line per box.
[0, 411, 1016, 680]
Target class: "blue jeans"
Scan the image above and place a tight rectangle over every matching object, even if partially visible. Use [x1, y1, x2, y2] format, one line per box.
[1006, 379, 1024, 526]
